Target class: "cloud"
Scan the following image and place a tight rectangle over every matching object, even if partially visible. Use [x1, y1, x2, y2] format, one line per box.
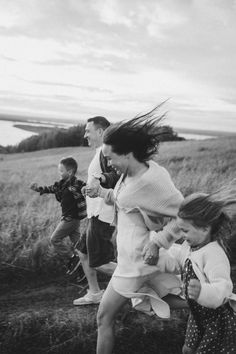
[0, 0, 235, 132]
[92, 0, 133, 27]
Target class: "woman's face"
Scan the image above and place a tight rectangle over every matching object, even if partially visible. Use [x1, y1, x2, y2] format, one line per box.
[177, 217, 211, 247]
[102, 144, 128, 174]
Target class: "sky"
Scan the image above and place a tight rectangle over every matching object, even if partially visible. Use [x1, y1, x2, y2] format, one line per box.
[0, 0, 236, 132]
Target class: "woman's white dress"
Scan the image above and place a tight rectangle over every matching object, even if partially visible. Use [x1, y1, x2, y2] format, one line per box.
[103, 160, 184, 317]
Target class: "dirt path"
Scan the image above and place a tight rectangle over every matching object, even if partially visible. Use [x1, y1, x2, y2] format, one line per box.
[0, 273, 188, 354]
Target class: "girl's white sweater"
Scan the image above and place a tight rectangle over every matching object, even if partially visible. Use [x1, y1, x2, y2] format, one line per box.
[159, 241, 236, 310]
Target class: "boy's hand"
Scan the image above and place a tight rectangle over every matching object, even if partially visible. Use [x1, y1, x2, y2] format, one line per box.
[30, 183, 38, 191]
[142, 241, 159, 265]
[188, 279, 201, 300]
[81, 186, 87, 197]
[68, 186, 78, 193]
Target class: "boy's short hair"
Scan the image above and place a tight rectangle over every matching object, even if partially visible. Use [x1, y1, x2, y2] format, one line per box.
[60, 157, 78, 174]
[87, 116, 110, 130]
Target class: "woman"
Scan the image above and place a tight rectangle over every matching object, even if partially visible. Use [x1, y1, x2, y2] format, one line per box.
[88, 106, 184, 354]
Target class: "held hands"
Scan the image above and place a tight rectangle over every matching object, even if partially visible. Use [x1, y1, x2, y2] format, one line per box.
[188, 279, 201, 300]
[142, 241, 159, 265]
[85, 175, 101, 198]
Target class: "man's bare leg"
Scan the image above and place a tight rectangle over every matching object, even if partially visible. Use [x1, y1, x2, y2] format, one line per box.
[95, 261, 117, 276]
[78, 251, 100, 293]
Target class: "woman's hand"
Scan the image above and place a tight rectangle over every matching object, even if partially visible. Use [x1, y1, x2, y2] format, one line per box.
[142, 241, 159, 265]
[188, 279, 201, 300]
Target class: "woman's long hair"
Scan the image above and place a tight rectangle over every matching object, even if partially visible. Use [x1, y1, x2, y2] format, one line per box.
[178, 180, 236, 259]
[103, 102, 169, 162]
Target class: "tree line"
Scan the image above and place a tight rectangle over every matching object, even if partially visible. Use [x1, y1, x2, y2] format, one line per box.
[1, 124, 184, 153]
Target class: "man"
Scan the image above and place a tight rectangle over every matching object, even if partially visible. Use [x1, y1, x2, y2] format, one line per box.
[73, 116, 119, 305]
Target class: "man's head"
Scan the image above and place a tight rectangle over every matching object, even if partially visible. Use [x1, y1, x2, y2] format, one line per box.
[84, 116, 110, 148]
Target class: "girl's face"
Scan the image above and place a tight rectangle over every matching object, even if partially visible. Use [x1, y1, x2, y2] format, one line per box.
[177, 217, 211, 247]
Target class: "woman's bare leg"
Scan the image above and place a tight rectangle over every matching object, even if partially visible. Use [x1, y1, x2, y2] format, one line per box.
[96, 280, 127, 354]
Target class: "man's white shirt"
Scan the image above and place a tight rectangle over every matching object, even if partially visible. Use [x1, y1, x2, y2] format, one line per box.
[86, 147, 114, 224]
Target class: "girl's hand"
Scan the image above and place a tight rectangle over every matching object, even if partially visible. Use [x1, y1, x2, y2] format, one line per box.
[142, 241, 159, 265]
[188, 279, 201, 300]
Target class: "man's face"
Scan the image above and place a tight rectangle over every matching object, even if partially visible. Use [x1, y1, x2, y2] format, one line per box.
[84, 122, 102, 148]
[102, 144, 128, 175]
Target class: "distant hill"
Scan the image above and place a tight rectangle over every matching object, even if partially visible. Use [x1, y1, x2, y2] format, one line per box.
[176, 127, 236, 137]
[3, 122, 184, 153]
[5, 124, 87, 153]
[0, 112, 82, 125]
[1, 112, 235, 137]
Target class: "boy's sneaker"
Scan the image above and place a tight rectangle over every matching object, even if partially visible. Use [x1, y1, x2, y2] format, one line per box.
[73, 289, 104, 306]
[66, 254, 81, 275]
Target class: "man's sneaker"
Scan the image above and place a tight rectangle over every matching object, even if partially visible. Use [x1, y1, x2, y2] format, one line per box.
[66, 254, 81, 275]
[73, 289, 104, 306]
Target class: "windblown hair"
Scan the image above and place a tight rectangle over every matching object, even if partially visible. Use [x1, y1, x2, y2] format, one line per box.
[60, 156, 78, 174]
[87, 116, 110, 130]
[103, 103, 168, 162]
[178, 180, 236, 257]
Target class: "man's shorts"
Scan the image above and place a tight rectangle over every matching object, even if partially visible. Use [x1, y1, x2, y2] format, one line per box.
[78, 216, 115, 268]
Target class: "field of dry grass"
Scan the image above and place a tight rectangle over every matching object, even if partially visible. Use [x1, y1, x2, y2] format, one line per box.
[0, 136, 236, 354]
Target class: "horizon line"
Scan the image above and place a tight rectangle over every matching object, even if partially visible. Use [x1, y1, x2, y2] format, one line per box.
[0, 112, 236, 136]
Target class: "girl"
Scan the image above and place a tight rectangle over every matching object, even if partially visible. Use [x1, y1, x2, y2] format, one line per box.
[162, 186, 236, 354]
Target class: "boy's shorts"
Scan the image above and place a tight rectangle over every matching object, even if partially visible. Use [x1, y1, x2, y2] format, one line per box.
[78, 216, 115, 268]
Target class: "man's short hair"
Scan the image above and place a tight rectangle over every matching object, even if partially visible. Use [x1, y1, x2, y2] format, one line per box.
[87, 116, 110, 130]
[60, 157, 78, 174]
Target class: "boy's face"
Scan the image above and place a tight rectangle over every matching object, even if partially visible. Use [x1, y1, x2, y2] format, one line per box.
[58, 163, 70, 180]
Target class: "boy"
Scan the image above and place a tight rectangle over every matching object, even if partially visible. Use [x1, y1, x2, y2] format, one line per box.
[30, 156, 87, 276]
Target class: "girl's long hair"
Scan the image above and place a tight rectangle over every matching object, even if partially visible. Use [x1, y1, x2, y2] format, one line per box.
[103, 102, 170, 162]
[178, 180, 236, 260]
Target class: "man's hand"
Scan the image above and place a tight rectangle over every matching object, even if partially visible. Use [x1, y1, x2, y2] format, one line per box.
[142, 241, 159, 265]
[188, 279, 201, 300]
[30, 182, 38, 191]
[86, 177, 100, 198]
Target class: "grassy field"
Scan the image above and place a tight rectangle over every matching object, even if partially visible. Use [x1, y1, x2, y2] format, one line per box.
[0, 136, 236, 354]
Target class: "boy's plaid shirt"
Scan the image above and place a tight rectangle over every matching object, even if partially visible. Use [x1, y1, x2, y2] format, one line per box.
[36, 176, 87, 220]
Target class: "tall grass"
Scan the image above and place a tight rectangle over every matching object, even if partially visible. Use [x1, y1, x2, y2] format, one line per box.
[0, 137, 236, 354]
[0, 147, 92, 274]
[0, 137, 235, 273]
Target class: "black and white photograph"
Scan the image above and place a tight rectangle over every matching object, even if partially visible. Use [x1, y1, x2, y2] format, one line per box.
[0, 1, 236, 353]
